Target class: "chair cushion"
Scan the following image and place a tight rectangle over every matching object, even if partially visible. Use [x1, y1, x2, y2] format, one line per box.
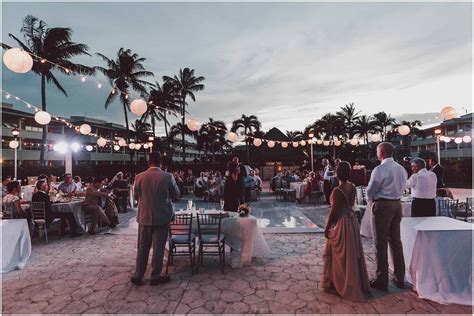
[171, 234, 196, 243]
[200, 234, 225, 243]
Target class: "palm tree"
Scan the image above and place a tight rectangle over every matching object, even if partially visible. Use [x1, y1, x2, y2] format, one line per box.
[145, 81, 181, 138]
[231, 114, 262, 163]
[286, 130, 304, 142]
[373, 111, 396, 141]
[169, 122, 197, 162]
[163, 68, 205, 163]
[2, 15, 94, 165]
[336, 102, 361, 138]
[352, 115, 378, 145]
[204, 118, 227, 163]
[95, 48, 154, 143]
[314, 113, 345, 158]
[131, 119, 151, 160]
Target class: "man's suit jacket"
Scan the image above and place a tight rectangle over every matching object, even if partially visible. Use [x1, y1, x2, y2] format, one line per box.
[134, 167, 180, 226]
[32, 190, 53, 225]
[431, 164, 445, 188]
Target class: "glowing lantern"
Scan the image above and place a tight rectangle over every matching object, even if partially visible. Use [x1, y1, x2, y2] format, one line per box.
[114, 145, 120, 151]
[300, 140, 306, 146]
[462, 135, 472, 143]
[281, 142, 288, 148]
[186, 118, 200, 132]
[227, 132, 238, 142]
[143, 144, 149, 149]
[96, 137, 107, 147]
[454, 137, 462, 144]
[292, 142, 299, 148]
[34, 111, 51, 125]
[3, 48, 33, 73]
[442, 136, 451, 143]
[118, 138, 127, 147]
[85, 145, 93, 151]
[79, 124, 91, 135]
[440, 106, 457, 120]
[128, 143, 136, 150]
[9, 140, 19, 149]
[267, 140, 275, 148]
[349, 138, 358, 146]
[253, 138, 262, 147]
[135, 143, 142, 150]
[398, 125, 410, 136]
[130, 99, 147, 116]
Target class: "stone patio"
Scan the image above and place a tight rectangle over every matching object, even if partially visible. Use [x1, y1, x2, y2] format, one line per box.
[2, 230, 472, 314]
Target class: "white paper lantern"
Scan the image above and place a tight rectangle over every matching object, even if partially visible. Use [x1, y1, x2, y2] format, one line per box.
[307, 139, 313, 145]
[300, 140, 306, 146]
[96, 137, 107, 147]
[114, 145, 120, 151]
[398, 125, 410, 136]
[440, 106, 457, 120]
[135, 143, 142, 150]
[334, 140, 342, 146]
[323, 140, 330, 147]
[9, 140, 19, 149]
[143, 144, 149, 149]
[462, 135, 472, 143]
[79, 124, 92, 135]
[267, 140, 275, 148]
[130, 99, 148, 116]
[292, 141, 299, 148]
[85, 145, 93, 152]
[253, 138, 262, 147]
[442, 136, 451, 143]
[227, 132, 238, 143]
[3, 48, 33, 73]
[118, 138, 127, 147]
[370, 134, 381, 142]
[34, 111, 51, 125]
[349, 138, 358, 146]
[148, 142, 153, 147]
[454, 137, 462, 144]
[281, 142, 288, 148]
[186, 118, 200, 132]
[316, 139, 323, 145]
[128, 143, 136, 150]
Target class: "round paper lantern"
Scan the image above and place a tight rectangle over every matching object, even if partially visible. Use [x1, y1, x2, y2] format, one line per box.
[292, 141, 299, 148]
[85, 145, 93, 151]
[462, 135, 472, 143]
[334, 140, 342, 146]
[3, 48, 33, 73]
[371, 134, 381, 142]
[186, 118, 200, 132]
[130, 99, 147, 116]
[267, 140, 275, 148]
[34, 111, 51, 125]
[323, 140, 330, 147]
[307, 139, 312, 145]
[440, 106, 457, 120]
[143, 143, 149, 149]
[227, 132, 238, 143]
[454, 137, 462, 144]
[9, 140, 19, 149]
[128, 143, 136, 150]
[135, 143, 142, 150]
[442, 136, 451, 143]
[253, 138, 262, 147]
[398, 125, 410, 136]
[148, 142, 153, 147]
[300, 140, 306, 146]
[118, 138, 127, 147]
[96, 137, 107, 147]
[349, 138, 358, 146]
[316, 139, 323, 145]
[281, 142, 288, 148]
[79, 123, 91, 135]
[114, 145, 120, 151]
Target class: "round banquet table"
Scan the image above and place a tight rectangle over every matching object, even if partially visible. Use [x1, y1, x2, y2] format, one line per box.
[360, 201, 412, 238]
[51, 200, 85, 231]
[289, 182, 307, 200]
[1, 219, 32, 273]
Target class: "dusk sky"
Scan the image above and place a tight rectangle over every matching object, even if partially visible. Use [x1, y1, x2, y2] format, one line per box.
[2, 2, 472, 136]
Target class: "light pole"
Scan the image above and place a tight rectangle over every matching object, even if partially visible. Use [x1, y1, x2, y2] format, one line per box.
[434, 128, 442, 165]
[309, 131, 314, 172]
[11, 128, 20, 180]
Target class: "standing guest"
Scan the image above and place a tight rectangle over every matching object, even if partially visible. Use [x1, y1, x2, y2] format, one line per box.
[322, 159, 335, 204]
[186, 169, 194, 186]
[112, 172, 130, 213]
[366, 142, 407, 291]
[195, 172, 208, 198]
[174, 171, 185, 198]
[131, 152, 180, 286]
[428, 158, 445, 188]
[58, 173, 77, 195]
[406, 158, 437, 217]
[2, 176, 12, 198]
[224, 162, 244, 212]
[322, 161, 370, 302]
[32, 180, 82, 237]
[82, 177, 115, 235]
[73, 176, 83, 191]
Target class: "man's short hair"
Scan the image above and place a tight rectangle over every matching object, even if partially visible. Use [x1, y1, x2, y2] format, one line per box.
[378, 142, 395, 157]
[36, 180, 47, 191]
[410, 158, 426, 169]
[148, 152, 162, 166]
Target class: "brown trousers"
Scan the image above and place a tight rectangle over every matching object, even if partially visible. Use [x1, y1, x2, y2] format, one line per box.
[371, 200, 405, 287]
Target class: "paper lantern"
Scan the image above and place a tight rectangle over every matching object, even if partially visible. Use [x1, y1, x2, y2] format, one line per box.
[292, 141, 299, 148]
[334, 140, 342, 146]
[300, 140, 306, 146]
[307, 139, 312, 145]
[128, 143, 136, 150]
[349, 139, 358, 146]
[454, 137, 462, 144]
[370, 134, 381, 142]
[186, 118, 200, 132]
[130, 99, 147, 116]
[323, 140, 330, 146]
[398, 125, 410, 136]
[463, 135, 472, 143]
[253, 138, 262, 147]
[267, 140, 275, 148]
[135, 143, 142, 150]
[96, 137, 107, 147]
[442, 136, 451, 143]
[440, 106, 457, 120]
[316, 139, 323, 145]
[227, 132, 238, 142]
[114, 145, 120, 151]
[85, 145, 93, 151]
[148, 142, 153, 147]
[34, 111, 51, 125]
[79, 124, 92, 135]
[3, 48, 33, 73]
[9, 140, 19, 149]
[118, 138, 127, 147]
[143, 144, 149, 149]
[281, 142, 288, 148]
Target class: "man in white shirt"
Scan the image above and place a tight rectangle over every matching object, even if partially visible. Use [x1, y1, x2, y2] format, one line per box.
[406, 158, 437, 217]
[366, 142, 407, 291]
[322, 158, 334, 204]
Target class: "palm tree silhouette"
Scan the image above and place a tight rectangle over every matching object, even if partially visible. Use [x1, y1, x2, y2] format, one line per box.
[352, 115, 378, 146]
[95, 48, 154, 143]
[285, 130, 304, 142]
[131, 119, 152, 159]
[373, 111, 396, 141]
[164, 68, 205, 163]
[169, 122, 197, 162]
[198, 118, 227, 163]
[231, 114, 261, 163]
[336, 102, 361, 139]
[313, 114, 344, 158]
[2, 15, 94, 165]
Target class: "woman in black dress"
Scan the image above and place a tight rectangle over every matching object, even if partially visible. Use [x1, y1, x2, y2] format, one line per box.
[224, 162, 244, 212]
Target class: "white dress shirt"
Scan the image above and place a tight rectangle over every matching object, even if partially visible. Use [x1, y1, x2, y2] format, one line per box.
[366, 157, 408, 202]
[323, 166, 334, 181]
[406, 168, 437, 199]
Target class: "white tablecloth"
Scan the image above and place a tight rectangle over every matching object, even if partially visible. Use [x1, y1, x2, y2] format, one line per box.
[289, 182, 307, 199]
[1, 219, 32, 273]
[393, 217, 473, 305]
[52, 200, 85, 231]
[360, 201, 412, 238]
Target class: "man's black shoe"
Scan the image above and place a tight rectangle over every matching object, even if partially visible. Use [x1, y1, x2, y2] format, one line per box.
[370, 280, 388, 291]
[150, 276, 171, 286]
[392, 278, 405, 289]
[130, 277, 143, 286]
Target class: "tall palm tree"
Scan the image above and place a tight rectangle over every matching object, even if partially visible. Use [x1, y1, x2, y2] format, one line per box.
[373, 111, 396, 141]
[352, 115, 378, 145]
[336, 102, 361, 138]
[169, 122, 197, 162]
[95, 48, 154, 143]
[2, 15, 94, 165]
[286, 130, 304, 142]
[204, 118, 227, 163]
[131, 119, 151, 160]
[314, 113, 345, 158]
[163, 68, 205, 163]
[231, 114, 261, 163]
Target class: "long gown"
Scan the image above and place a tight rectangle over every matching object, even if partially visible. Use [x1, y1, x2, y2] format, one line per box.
[322, 182, 370, 302]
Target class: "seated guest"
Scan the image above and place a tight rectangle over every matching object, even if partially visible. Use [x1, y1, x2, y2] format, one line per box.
[111, 172, 130, 213]
[82, 177, 115, 235]
[252, 169, 263, 191]
[185, 169, 195, 188]
[1, 175, 11, 198]
[281, 170, 294, 187]
[73, 176, 83, 191]
[301, 171, 322, 201]
[58, 173, 77, 195]
[195, 172, 208, 198]
[2, 181, 33, 233]
[224, 162, 244, 212]
[32, 180, 82, 237]
[207, 174, 221, 201]
[406, 158, 437, 217]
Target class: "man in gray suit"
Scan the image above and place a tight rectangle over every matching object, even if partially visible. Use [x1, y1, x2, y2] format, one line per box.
[131, 152, 180, 286]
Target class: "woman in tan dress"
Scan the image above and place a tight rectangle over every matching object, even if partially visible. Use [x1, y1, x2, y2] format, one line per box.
[322, 161, 370, 302]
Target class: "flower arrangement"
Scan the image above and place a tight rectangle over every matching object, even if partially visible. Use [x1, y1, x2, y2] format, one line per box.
[238, 203, 251, 217]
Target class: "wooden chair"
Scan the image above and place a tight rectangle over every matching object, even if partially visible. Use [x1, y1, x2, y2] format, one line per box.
[196, 213, 226, 274]
[437, 199, 458, 218]
[453, 198, 473, 222]
[31, 202, 61, 244]
[166, 214, 196, 274]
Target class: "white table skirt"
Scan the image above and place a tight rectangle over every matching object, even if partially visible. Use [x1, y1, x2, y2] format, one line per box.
[393, 217, 473, 305]
[52, 200, 85, 231]
[360, 201, 411, 238]
[289, 182, 307, 199]
[1, 219, 32, 273]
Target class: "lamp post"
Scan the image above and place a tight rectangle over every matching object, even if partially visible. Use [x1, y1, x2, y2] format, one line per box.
[11, 128, 20, 180]
[309, 131, 314, 172]
[434, 128, 442, 165]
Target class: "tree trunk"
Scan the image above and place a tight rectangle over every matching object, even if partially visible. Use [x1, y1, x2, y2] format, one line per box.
[181, 99, 185, 163]
[39, 74, 47, 166]
[246, 127, 250, 163]
[123, 103, 133, 162]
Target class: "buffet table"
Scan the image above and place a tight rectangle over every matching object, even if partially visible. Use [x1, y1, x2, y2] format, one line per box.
[1, 219, 31, 273]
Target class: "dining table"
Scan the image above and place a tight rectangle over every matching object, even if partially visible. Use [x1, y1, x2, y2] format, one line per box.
[51, 198, 86, 231]
[289, 182, 307, 200]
